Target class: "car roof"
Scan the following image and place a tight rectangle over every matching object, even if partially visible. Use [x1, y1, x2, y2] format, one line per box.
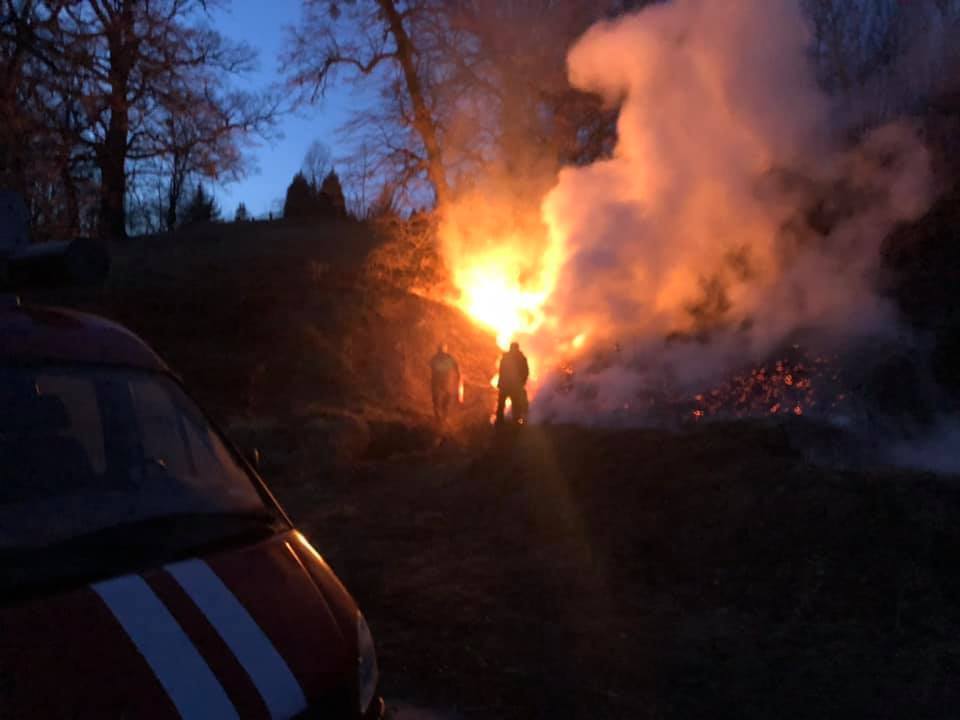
[0, 296, 168, 372]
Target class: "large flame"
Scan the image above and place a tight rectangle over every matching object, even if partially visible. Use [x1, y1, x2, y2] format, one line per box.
[440, 190, 566, 364]
[439, 191, 604, 405]
[451, 240, 551, 351]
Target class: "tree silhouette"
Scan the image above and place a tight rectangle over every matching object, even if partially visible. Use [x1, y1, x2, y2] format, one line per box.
[0, 0, 277, 241]
[283, 172, 315, 219]
[302, 140, 333, 187]
[320, 170, 347, 218]
[285, 0, 449, 207]
[182, 184, 220, 225]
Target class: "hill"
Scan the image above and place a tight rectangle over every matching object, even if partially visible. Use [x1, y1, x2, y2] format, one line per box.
[29, 218, 501, 467]
[22, 215, 960, 719]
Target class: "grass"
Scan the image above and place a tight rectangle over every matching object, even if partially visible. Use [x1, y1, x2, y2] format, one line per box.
[29, 216, 960, 719]
[278, 422, 960, 719]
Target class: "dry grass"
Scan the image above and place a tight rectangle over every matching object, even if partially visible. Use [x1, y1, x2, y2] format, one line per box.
[28, 216, 960, 719]
[276, 422, 960, 719]
[28, 215, 499, 453]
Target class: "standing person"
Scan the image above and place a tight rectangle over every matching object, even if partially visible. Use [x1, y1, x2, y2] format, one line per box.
[430, 343, 460, 427]
[496, 342, 529, 425]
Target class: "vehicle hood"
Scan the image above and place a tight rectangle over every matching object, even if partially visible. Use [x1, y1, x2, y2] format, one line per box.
[0, 531, 357, 719]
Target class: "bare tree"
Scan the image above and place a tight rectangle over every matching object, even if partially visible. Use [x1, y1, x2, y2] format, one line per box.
[438, 0, 629, 182]
[0, 1, 77, 234]
[285, 0, 655, 212]
[52, 0, 279, 240]
[302, 139, 333, 187]
[286, 0, 451, 207]
[342, 141, 375, 218]
[2, 1, 281, 241]
[152, 87, 279, 232]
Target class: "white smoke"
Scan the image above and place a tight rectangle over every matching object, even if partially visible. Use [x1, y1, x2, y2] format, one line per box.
[532, 0, 935, 422]
[887, 421, 960, 475]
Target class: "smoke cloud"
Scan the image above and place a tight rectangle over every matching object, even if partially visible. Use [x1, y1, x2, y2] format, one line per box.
[530, 0, 935, 422]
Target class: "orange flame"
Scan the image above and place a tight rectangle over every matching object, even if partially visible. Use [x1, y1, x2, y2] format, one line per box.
[453, 258, 551, 351]
[440, 193, 565, 356]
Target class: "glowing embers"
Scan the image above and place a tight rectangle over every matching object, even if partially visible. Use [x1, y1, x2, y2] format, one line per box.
[689, 348, 850, 421]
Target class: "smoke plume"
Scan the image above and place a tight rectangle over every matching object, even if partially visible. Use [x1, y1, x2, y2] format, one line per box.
[529, 0, 935, 422]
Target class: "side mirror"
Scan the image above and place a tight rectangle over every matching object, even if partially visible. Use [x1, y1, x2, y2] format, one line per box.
[247, 447, 261, 471]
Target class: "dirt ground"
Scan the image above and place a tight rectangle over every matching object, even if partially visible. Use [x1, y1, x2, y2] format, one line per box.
[35, 219, 960, 719]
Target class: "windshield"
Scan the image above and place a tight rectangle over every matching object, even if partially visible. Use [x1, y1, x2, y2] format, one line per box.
[0, 365, 279, 597]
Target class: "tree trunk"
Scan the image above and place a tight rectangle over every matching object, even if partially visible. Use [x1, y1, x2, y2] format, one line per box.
[166, 160, 182, 232]
[97, 100, 129, 241]
[165, 183, 178, 232]
[95, 0, 134, 241]
[0, 18, 31, 199]
[376, 0, 450, 209]
[61, 158, 79, 236]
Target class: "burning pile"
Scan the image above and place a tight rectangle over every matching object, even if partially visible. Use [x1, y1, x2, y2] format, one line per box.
[439, 188, 563, 354]
[686, 347, 852, 421]
[534, 342, 856, 427]
[436, 0, 934, 426]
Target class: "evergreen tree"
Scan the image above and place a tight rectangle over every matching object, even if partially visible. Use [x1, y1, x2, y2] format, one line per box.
[283, 172, 314, 219]
[182, 183, 220, 225]
[320, 170, 348, 218]
[234, 202, 250, 222]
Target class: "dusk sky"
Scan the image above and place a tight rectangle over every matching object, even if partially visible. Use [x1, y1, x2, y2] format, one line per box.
[210, 1, 360, 218]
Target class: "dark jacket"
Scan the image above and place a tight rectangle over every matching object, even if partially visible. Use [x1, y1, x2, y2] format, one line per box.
[498, 349, 529, 390]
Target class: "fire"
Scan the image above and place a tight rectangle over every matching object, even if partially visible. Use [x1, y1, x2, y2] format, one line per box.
[439, 189, 566, 360]
[681, 348, 849, 422]
[438, 192, 568, 424]
[425, 0, 930, 428]
[453, 256, 549, 350]
[489, 396, 514, 426]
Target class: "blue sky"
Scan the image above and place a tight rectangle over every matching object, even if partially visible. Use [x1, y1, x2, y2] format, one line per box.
[210, 1, 361, 218]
